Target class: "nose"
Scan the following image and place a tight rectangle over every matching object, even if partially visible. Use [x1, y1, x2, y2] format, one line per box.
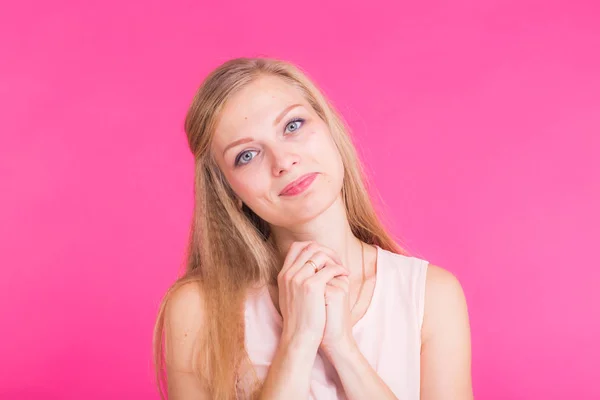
[271, 146, 300, 177]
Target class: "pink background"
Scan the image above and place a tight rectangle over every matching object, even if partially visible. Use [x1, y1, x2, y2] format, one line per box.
[1, 1, 598, 399]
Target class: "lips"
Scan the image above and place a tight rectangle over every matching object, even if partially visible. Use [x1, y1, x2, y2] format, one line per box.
[279, 173, 319, 196]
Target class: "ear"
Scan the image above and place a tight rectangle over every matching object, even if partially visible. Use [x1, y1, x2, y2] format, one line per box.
[236, 197, 243, 210]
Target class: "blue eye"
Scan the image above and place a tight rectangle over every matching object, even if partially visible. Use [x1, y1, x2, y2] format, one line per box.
[285, 118, 304, 133]
[235, 150, 258, 166]
[233, 118, 304, 167]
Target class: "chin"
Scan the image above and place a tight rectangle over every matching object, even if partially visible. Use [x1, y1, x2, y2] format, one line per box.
[280, 189, 341, 226]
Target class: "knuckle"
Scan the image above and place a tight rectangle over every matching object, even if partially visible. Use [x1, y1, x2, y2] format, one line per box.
[293, 241, 307, 250]
[289, 243, 302, 254]
[314, 250, 326, 259]
[277, 270, 286, 283]
[302, 281, 316, 293]
[298, 245, 311, 256]
[280, 271, 293, 283]
[291, 274, 304, 286]
[306, 242, 319, 251]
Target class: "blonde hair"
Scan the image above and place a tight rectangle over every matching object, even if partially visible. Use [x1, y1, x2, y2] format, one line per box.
[153, 57, 409, 399]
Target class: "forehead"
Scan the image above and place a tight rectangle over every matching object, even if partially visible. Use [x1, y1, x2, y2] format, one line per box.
[213, 75, 307, 144]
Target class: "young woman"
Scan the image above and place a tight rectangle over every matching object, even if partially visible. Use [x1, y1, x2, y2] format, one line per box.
[153, 57, 473, 399]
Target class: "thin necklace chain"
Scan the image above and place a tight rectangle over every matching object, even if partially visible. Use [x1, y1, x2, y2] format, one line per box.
[350, 241, 366, 313]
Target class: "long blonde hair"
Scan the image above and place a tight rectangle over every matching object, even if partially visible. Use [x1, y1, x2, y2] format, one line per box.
[153, 57, 409, 399]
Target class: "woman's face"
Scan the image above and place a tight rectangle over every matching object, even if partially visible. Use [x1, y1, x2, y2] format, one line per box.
[211, 75, 345, 228]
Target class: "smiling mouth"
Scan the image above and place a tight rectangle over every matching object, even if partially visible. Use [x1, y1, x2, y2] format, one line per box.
[279, 173, 319, 196]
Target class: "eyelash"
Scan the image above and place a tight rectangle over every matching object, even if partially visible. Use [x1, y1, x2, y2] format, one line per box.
[234, 117, 305, 167]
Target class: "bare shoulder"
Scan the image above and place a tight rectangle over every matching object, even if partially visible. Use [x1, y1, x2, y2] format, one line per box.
[420, 263, 473, 398]
[422, 264, 469, 339]
[161, 280, 212, 398]
[424, 264, 466, 304]
[165, 280, 206, 323]
[163, 281, 207, 372]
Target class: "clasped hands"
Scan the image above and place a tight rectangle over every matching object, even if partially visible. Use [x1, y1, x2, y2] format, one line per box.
[277, 241, 357, 359]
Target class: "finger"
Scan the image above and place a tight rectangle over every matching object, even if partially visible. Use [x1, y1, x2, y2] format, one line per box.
[291, 246, 328, 276]
[335, 275, 350, 285]
[278, 241, 314, 278]
[293, 242, 343, 269]
[291, 251, 344, 284]
[326, 277, 350, 294]
[306, 264, 349, 287]
[308, 244, 343, 266]
[326, 277, 348, 288]
[302, 251, 334, 272]
[283, 241, 321, 277]
[325, 284, 348, 306]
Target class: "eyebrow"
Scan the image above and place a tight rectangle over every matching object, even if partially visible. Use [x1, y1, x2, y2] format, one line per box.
[222, 103, 303, 157]
[274, 103, 302, 126]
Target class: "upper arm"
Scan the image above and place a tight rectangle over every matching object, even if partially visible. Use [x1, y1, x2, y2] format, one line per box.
[420, 264, 473, 400]
[163, 281, 211, 399]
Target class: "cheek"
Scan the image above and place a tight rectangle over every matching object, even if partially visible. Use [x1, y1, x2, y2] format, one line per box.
[309, 130, 342, 164]
[228, 170, 271, 203]
[306, 128, 333, 153]
[323, 135, 345, 183]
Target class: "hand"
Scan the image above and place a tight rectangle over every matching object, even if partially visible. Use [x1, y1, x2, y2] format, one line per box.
[320, 275, 356, 359]
[277, 241, 349, 350]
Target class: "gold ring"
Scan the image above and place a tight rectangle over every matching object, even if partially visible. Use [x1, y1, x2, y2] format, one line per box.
[306, 260, 318, 273]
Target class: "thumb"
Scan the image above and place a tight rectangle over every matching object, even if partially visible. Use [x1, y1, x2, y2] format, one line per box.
[324, 283, 345, 304]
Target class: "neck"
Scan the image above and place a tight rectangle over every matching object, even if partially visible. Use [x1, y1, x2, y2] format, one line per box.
[269, 194, 364, 278]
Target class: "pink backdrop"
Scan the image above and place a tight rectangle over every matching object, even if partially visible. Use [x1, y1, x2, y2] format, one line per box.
[1, 1, 598, 399]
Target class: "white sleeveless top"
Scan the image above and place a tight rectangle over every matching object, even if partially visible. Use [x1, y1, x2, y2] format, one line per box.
[238, 246, 429, 399]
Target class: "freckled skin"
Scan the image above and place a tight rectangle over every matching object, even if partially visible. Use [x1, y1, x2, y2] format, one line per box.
[210, 75, 345, 228]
